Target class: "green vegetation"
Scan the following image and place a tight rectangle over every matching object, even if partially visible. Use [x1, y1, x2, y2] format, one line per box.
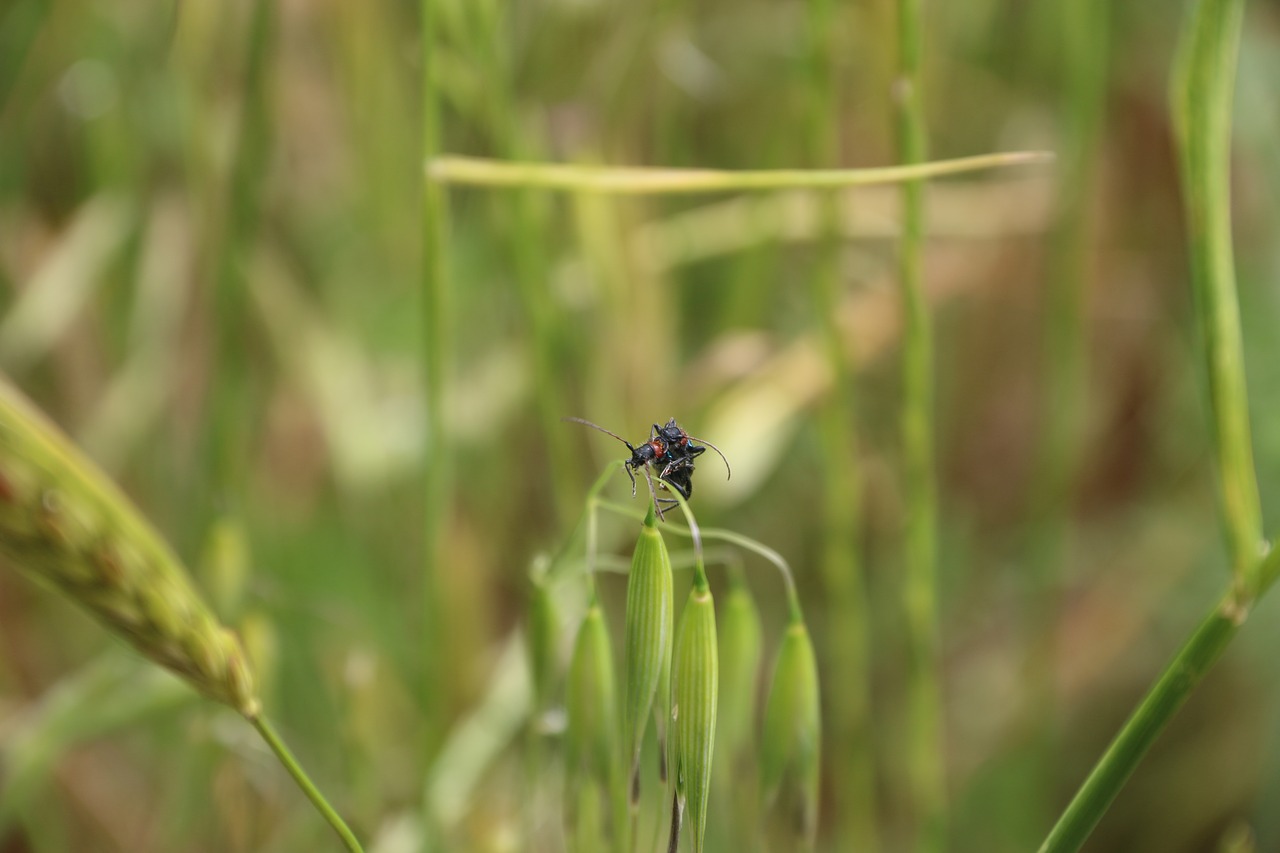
[4, 1, 1280, 851]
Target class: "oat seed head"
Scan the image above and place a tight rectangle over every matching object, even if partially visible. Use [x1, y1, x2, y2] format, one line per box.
[670, 585, 718, 853]
[622, 507, 674, 804]
[716, 571, 763, 769]
[760, 621, 821, 844]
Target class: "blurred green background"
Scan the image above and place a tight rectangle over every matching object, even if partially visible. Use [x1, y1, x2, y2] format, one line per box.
[4, 0, 1280, 851]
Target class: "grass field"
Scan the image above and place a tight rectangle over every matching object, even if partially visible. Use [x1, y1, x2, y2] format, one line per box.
[4, 1, 1280, 851]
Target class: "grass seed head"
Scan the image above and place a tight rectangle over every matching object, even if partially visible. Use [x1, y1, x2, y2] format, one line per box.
[622, 507, 674, 803]
[0, 378, 260, 718]
[565, 602, 619, 807]
[716, 573, 762, 770]
[653, 605, 673, 785]
[527, 575, 560, 716]
[670, 585, 718, 853]
[760, 621, 821, 844]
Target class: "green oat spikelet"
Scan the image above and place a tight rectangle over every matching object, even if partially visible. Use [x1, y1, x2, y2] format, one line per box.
[0, 376, 260, 718]
[527, 562, 559, 718]
[653, 606, 673, 784]
[622, 504, 674, 805]
[716, 570, 762, 771]
[760, 619, 822, 845]
[669, 577, 718, 853]
[565, 597, 620, 850]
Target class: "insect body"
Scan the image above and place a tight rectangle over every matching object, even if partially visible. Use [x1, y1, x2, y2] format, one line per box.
[564, 417, 731, 520]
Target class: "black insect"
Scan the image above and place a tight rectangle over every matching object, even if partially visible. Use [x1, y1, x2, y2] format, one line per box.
[564, 417, 731, 520]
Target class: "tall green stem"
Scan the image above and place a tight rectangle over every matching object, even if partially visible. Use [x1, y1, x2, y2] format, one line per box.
[421, 0, 450, 747]
[476, 5, 579, 525]
[1036, 595, 1241, 853]
[804, 0, 877, 846]
[1040, 1, 1265, 849]
[1037, 545, 1280, 853]
[206, 0, 274, 506]
[1172, 0, 1261, 590]
[895, 0, 945, 848]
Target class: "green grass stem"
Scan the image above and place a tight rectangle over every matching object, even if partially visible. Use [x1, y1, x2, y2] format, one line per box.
[420, 0, 451, 750]
[427, 151, 1052, 195]
[1171, 0, 1261, 589]
[250, 713, 365, 853]
[1036, 597, 1238, 853]
[474, 7, 580, 526]
[1037, 545, 1280, 853]
[894, 0, 946, 848]
[1040, 1, 1267, 849]
[803, 0, 878, 845]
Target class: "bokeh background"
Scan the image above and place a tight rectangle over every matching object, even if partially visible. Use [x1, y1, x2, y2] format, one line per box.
[4, 1, 1280, 851]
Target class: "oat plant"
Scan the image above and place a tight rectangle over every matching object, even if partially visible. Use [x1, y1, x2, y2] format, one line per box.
[0, 375, 363, 853]
[529, 454, 823, 852]
[579, 487, 819, 851]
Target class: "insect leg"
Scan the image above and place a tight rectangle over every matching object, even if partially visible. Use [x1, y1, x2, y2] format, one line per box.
[659, 454, 694, 481]
[660, 470, 693, 500]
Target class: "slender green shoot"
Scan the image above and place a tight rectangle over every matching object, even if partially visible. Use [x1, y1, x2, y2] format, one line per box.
[802, 0, 877, 844]
[426, 151, 1052, 195]
[1037, 544, 1280, 853]
[249, 714, 364, 853]
[894, 0, 945, 847]
[1171, 0, 1261, 591]
[1040, 1, 1267, 849]
[420, 0, 451, 741]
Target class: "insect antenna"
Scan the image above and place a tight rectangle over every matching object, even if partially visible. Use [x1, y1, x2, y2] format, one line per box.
[685, 435, 732, 480]
[563, 416, 636, 452]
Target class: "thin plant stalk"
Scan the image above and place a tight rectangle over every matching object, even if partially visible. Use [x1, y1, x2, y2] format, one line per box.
[420, 0, 450, 748]
[894, 0, 945, 848]
[426, 150, 1052, 195]
[473, 2, 580, 525]
[250, 714, 364, 853]
[803, 0, 878, 846]
[1171, 0, 1261, 590]
[1040, 0, 1264, 849]
[1036, 565, 1273, 853]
